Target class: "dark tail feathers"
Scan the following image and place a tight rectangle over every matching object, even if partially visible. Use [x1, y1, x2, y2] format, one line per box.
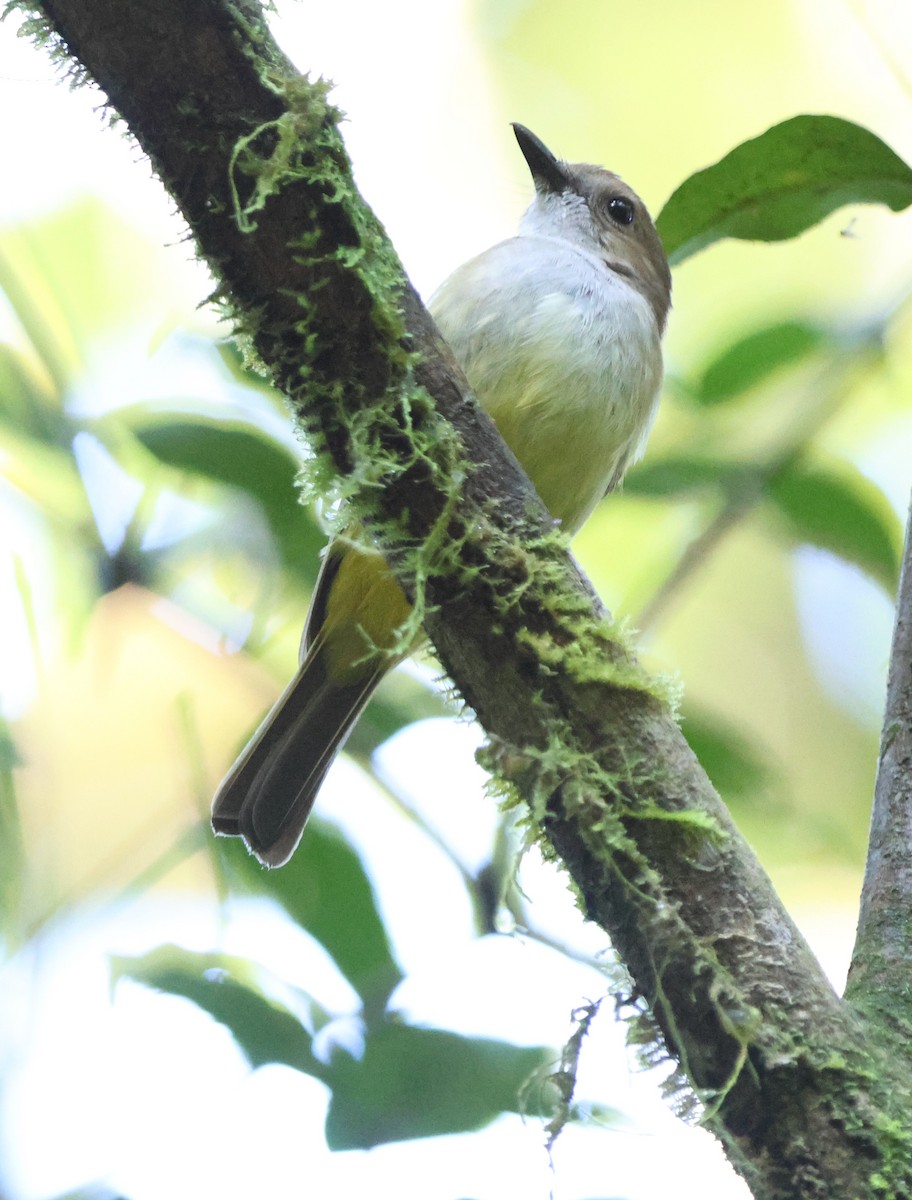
[211, 649, 381, 867]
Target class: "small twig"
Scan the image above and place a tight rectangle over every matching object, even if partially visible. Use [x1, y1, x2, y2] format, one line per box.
[637, 345, 878, 633]
[636, 489, 756, 632]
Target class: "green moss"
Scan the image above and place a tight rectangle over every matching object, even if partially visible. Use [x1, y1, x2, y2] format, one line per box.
[475, 521, 682, 710]
[219, 66, 462, 503]
[4, 3, 93, 88]
[228, 78, 342, 235]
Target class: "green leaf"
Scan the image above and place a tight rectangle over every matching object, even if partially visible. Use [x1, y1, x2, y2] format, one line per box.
[220, 823, 404, 1006]
[681, 708, 771, 801]
[694, 321, 825, 406]
[0, 198, 174, 393]
[131, 414, 295, 502]
[0, 719, 24, 945]
[766, 460, 901, 593]
[324, 1022, 553, 1149]
[0, 417, 89, 524]
[111, 945, 326, 1077]
[130, 414, 325, 581]
[115, 945, 554, 1150]
[624, 456, 749, 498]
[657, 115, 912, 265]
[0, 342, 62, 437]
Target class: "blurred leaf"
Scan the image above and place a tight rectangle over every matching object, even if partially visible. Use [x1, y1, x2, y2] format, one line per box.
[111, 945, 327, 1077]
[658, 115, 912, 265]
[0, 719, 24, 944]
[0, 239, 79, 398]
[220, 823, 404, 1007]
[624, 456, 751, 498]
[766, 460, 901, 594]
[0, 342, 62, 438]
[131, 414, 295, 497]
[324, 1022, 553, 1149]
[129, 414, 325, 581]
[694, 321, 825, 406]
[0, 419, 90, 522]
[0, 199, 172, 391]
[116, 945, 553, 1150]
[681, 708, 772, 801]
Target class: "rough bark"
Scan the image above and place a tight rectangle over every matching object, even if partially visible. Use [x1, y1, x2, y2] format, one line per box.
[846, 493, 912, 1042]
[18, 0, 912, 1194]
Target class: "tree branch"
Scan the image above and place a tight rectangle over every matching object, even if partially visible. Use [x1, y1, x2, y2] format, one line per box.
[21, 0, 912, 1192]
[846, 488, 912, 1033]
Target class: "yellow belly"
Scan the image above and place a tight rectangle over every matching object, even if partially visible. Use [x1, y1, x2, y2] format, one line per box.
[318, 546, 414, 683]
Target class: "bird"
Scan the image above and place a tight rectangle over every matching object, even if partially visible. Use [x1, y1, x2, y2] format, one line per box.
[211, 123, 672, 867]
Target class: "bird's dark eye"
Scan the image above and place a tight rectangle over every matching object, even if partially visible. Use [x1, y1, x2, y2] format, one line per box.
[606, 196, 635, 226]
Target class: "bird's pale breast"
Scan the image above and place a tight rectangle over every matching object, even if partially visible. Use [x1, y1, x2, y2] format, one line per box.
[430, 236, 664, 532]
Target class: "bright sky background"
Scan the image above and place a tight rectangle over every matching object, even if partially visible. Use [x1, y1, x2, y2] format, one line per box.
[2, 1, 910, 1197]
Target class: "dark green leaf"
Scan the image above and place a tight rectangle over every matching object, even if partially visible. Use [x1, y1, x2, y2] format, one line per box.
[766, 460, 901, 593]
[325, 1022, 553, 1149]
[131, 414, 295, 508]
[0, 343, 64, 438]
[657, 115, 912, 265]
[130, 415, 325, 580]
[695, 321, 824, 405]
[111, 945, 326, 1077]
[624, 456, 750, 498]
[681, 708, 771, 800]
[115, 946, 554, 1150]
[220, 823, 404, 1006]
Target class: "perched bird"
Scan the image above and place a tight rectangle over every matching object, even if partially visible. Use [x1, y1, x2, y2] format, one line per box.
[212, 123, 672, 867]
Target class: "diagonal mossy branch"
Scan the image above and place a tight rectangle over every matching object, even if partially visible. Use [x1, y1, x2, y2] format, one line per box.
[17, 0, 912, 1193]
[846, 489, 912, 1034]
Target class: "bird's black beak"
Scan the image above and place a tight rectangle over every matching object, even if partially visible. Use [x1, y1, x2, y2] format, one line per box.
[512, 123, 571, 194]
